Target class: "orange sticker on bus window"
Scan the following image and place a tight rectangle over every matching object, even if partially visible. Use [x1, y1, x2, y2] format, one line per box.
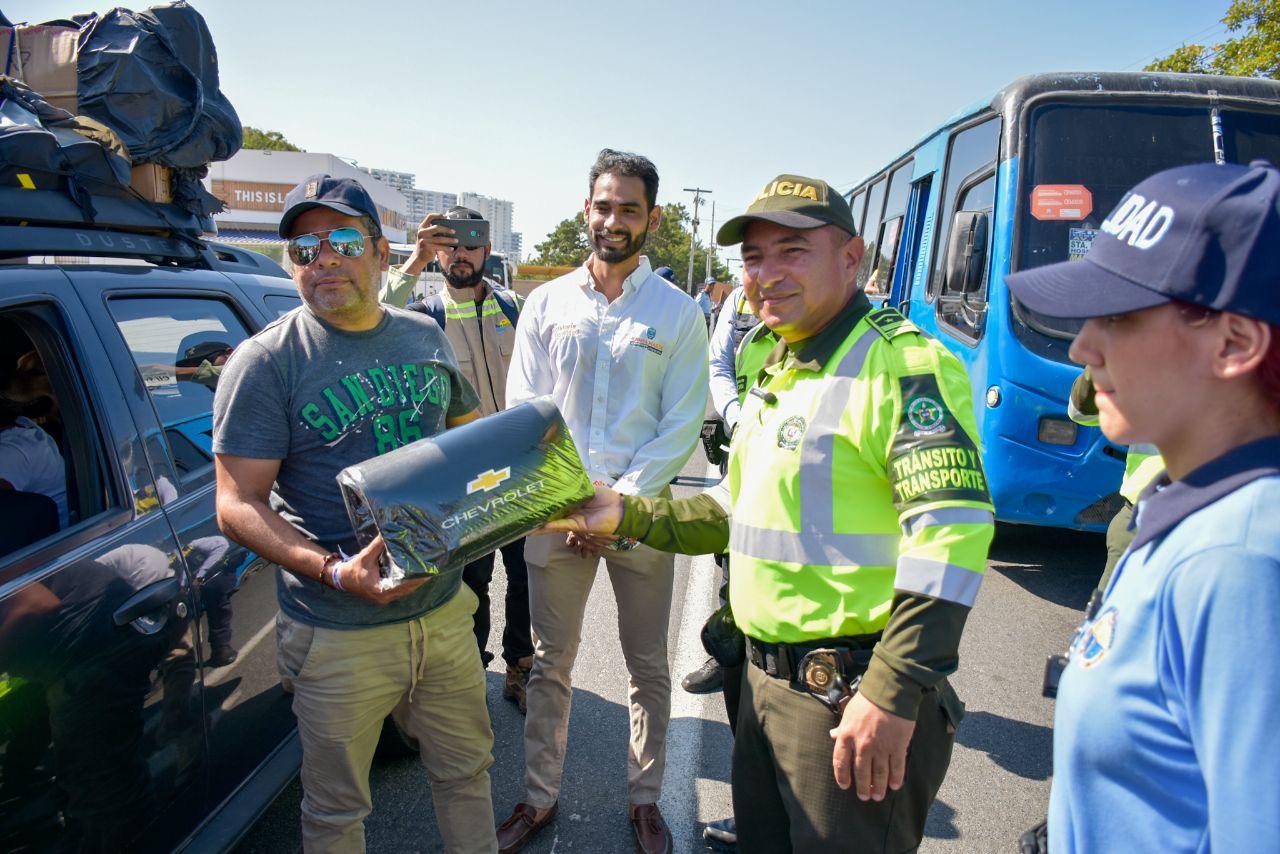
[1030, 185, 1093, 221]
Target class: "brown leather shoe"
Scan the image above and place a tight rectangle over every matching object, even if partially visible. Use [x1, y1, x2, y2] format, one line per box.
[497, 802, 557, 854]
[630, 803, 673, 854]
[503, 656, 533, 714]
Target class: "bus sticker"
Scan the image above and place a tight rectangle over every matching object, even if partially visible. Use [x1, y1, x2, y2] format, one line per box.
[1031, 184, 1093, 221]
[1068, 227, 1098, 260]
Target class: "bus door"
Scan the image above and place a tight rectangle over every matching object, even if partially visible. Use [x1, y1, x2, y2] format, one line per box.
[889, 176, 932, 312]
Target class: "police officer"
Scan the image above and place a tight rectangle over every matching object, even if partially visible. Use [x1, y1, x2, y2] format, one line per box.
[543, 174, 995, 852]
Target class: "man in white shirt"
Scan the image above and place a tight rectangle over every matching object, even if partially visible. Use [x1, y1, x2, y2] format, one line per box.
[498, 149, 708, 854]
[0, 410, 67, 527]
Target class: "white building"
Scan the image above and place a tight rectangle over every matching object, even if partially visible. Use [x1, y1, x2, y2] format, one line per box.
[206, 150, 411, 260]
[402, 188, 458, 224]
[459, 192, 520, 262]
[360, 167, 414, 195]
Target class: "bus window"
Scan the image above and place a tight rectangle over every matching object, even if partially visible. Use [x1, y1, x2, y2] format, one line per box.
[863, 160, 913, 295]
[854, 178, 886, 291]
[928, 117, 1000, 303]
[849, 190, 868, 238]
[937, 171, 996, 340]
[1013, 102, 1280, 352]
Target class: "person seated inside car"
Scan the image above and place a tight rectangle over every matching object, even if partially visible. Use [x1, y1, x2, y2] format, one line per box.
[0, 354, 67, 528]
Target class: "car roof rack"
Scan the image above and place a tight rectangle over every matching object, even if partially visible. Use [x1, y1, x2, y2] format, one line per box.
[0, 186, 288, 277]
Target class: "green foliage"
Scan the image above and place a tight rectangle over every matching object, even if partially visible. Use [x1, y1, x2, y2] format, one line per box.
[242, 126, 303, 152]
[532, 203, 732, 285]
[1145, 0, 1280, 79]
[532, 212, 590, 266]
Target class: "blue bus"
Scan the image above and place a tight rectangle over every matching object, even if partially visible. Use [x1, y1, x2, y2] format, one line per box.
[846, 72, 1280, 530]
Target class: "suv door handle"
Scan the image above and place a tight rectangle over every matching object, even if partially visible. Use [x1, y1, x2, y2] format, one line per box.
[113, 576, 181, 634]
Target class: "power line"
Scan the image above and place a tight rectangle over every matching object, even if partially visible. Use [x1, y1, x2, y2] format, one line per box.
[1121, 20, 1230, 71]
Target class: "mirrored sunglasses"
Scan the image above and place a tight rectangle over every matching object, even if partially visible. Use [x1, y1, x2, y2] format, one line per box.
[287, 227, 370, 266]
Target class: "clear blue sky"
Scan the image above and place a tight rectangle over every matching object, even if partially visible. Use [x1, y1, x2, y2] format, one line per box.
[15, 0, 1232, 260]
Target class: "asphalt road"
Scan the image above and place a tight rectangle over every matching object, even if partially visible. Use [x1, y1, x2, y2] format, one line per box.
[237, 454, 1104, 854]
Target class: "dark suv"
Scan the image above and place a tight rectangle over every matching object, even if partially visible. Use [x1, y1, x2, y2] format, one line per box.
[0, 187, 318, 852]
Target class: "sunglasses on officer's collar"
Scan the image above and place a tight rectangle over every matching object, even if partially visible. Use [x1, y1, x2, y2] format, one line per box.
[287, 227, 371, 266]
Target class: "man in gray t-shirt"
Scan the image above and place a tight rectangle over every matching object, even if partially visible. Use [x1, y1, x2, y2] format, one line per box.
[212, 175, 497, 853]
[214, 305, 478, 628]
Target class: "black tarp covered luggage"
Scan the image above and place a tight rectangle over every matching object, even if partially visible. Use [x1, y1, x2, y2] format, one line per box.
[76, 2, 241, 168]
[337, 398, 595, 583]
[0, 76, 132, 218]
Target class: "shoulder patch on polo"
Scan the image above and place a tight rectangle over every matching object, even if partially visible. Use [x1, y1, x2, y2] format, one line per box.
[866, 307, 920, 340]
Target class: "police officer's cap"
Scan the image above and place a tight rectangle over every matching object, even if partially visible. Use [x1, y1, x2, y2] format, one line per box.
[717, 174, 859, 246]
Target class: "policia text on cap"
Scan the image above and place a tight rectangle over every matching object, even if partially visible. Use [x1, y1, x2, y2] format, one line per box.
[542, 174, 995, 852]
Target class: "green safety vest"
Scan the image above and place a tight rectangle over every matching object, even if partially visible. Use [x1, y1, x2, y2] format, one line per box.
[733, 322, 775, 405]
[727, 308, 995, 643]
[1121, 444, 1165, 503]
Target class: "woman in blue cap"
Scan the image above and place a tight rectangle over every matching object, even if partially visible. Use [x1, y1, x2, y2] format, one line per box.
[1006, 160, 1280, 853]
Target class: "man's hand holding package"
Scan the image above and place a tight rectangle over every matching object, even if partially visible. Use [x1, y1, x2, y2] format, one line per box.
[540, 485, 625, 538]
[336, 535, 429, 604]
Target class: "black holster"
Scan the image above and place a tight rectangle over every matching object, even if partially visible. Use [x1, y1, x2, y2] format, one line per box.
[701, 602, 745, 667]
[700, 418, 730, 467]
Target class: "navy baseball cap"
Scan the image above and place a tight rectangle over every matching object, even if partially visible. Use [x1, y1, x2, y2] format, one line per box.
[654, 266, 678, 283]
[1006, 160, 1280, 326]
[278, 174, 382, 239]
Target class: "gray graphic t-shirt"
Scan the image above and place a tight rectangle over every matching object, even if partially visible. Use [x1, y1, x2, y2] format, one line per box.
[213, 305, 479, 629]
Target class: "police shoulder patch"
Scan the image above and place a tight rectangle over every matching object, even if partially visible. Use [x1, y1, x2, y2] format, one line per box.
[887, 373, 989, 513]
[866, 307, 921, 341]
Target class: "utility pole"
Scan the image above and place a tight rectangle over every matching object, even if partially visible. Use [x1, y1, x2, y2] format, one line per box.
[705, 200, 716, 283]
[683, 187, 711, 295]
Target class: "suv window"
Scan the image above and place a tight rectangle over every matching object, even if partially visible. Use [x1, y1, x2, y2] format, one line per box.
[0, 306, 114, 565]
[107, 298, 253, 482]
[265, 293, 302, 317]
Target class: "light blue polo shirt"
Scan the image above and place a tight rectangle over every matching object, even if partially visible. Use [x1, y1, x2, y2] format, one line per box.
[1050, 436, 1280, 853]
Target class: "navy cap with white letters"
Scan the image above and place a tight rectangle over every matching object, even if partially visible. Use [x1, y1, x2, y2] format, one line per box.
[1006, 160, 1280, 326]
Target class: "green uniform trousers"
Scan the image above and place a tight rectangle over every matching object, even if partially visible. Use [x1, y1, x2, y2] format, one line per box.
[1100, 500, 1136, 592]
[733, 661, 957, 853]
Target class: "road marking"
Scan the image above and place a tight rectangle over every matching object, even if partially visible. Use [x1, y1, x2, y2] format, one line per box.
[660, 461, 722, 851]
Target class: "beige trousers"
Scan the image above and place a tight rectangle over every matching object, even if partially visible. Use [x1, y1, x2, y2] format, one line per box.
[521, 534, 675, 808]
[276, 585, 497, 853]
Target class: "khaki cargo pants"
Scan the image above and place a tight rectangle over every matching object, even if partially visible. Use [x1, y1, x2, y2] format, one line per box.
[277, 586, 497, 853]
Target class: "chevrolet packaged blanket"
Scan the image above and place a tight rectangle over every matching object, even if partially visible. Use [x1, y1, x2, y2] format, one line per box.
[337, 397, 593, 583]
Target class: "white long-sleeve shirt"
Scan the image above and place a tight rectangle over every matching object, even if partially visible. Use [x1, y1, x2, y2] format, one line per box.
[506, 258, 708, 497]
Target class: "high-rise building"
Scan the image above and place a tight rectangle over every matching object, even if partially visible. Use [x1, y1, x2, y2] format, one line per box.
[360, 167, 415, 195]
[404, 189, 458, 222]
[459, 192, 519, 261]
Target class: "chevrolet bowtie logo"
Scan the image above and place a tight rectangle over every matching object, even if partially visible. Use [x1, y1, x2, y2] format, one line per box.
[467, 467, 512, 495]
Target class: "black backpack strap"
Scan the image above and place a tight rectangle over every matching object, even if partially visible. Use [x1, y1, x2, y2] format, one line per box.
[405, 294, 446, 328]
[493, 288, 521, 329]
